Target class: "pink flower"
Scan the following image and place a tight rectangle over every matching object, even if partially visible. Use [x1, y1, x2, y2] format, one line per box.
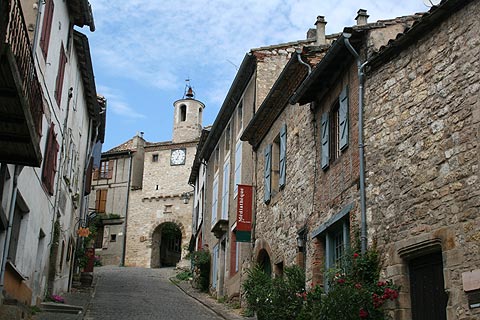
[353, 252, 360, 259]
[355, 283, 362, 289]
[337, 278, 345, 284]
[359, 308, 369, 319]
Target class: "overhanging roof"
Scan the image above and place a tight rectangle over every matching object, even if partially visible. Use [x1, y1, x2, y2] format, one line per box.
[241, 50, 319, 149]
[198, 53, 256, 162]
[67, 0, 95, 31]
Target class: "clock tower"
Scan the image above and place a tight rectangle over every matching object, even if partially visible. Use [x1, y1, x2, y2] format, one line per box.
[172, 86, 205, 143]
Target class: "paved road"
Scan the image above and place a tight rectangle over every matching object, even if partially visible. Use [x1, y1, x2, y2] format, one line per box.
[84, 266, 222, 320]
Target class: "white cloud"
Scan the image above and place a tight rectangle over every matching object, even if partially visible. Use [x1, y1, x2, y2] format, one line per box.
[96, 85, 146, 119]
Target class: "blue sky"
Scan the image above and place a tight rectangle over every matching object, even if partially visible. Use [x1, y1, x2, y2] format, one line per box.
[86, 0, 429, 151]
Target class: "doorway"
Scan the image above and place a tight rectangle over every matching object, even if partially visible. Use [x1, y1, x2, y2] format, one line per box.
[409, 251, 448, 320]
[151, 222, 182, 268]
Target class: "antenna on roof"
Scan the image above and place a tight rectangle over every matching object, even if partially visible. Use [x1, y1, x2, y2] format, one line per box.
[183, 78, 195, 99]
[423, 0, 440, 7]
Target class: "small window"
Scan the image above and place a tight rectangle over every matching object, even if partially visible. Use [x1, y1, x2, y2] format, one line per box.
[180, 105, 186, 122]
[164, 204, 173, 214]
[152, 154, 158, 162]
[99, 160, 113, 179]
[214, 146, 220, 173]
[110, 234, 117, 242]
[225, 124, 231, 154]
[237, 101, 243, 135]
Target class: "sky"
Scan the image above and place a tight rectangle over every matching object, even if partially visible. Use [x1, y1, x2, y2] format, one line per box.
[85, 0, 430, 151]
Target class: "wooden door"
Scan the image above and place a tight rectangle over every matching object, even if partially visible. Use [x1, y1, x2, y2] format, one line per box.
[409, 252, 448, 320]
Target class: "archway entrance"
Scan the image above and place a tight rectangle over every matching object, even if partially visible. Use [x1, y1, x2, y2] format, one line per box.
[151, 222, 182, 268]
[257, 249, 272, 276]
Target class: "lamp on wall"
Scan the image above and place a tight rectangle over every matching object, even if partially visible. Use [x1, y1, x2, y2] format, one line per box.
[181, 192, 191, 204]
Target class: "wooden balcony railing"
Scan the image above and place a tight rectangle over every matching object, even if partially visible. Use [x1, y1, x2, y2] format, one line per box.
[4, 0, 43, 136]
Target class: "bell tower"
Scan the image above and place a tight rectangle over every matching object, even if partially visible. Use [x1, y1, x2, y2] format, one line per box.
[172, 85, 205, 143]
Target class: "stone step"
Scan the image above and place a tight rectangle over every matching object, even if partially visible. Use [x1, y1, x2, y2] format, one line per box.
[41, 302, 83, 314]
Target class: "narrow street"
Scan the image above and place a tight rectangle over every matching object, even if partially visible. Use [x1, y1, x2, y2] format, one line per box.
[84, 266, 222, 320]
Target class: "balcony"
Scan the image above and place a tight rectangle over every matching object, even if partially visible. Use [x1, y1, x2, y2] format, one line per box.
[0, 0, 43, 167]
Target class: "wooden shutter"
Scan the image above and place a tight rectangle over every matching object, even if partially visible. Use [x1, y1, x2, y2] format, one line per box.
[264, 144, 272, 203]
[279, 124, 287, 189]
[107, 160, 114, 179]
[55, 44, 67, 105]
[39, 0, 54, 58]
[339, 86, 349, 150]
[42, 124, 58, 195]
[321, 112, 330, 169]
[96, 189, 107, 213]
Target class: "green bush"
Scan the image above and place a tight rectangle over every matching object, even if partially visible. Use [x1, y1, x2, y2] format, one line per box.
[243, 265, 305, 320]
[242, 249, 400, 320]
[191, 249, 210, 291]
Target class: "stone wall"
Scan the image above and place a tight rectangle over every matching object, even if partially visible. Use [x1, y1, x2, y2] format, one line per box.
[125, 143, 197, 267]
[253, 100, 316, 271]
[364, 1, 479, 319]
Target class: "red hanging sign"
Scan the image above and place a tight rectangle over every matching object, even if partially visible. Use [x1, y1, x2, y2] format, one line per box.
[237, 185, 253, 232]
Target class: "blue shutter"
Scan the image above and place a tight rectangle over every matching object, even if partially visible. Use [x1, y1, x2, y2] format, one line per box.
[279, 124, 287, 189]
[321, 112, 330, 170]
[339, 86, 349, 150]
[264, 144, 272, 203]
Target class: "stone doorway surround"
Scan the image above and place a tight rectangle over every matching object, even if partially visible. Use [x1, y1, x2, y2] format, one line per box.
[382, 229, 456, 320]
[148, 219, 186, 268]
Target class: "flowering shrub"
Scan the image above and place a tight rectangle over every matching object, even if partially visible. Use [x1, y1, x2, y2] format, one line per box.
[242, 265, 305, 320]
[243, 249, 400, 320]
[191, 249, 210, 292]
[50, 295, 65, 303]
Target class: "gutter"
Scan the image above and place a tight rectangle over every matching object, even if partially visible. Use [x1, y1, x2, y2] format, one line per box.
[343, 31, 369, 254]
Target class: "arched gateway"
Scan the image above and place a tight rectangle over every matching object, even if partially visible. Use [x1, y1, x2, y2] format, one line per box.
[150, 221, 185, 268]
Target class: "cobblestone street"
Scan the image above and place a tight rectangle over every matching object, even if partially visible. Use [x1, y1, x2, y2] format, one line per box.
[84, 266, 222, 320]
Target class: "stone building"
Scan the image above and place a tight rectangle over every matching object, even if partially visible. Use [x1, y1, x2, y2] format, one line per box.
[363, 0, 479, 318]
[0, 0, 103, 314]
[109, 88, 205, 268]
[189, 28, 327, 299]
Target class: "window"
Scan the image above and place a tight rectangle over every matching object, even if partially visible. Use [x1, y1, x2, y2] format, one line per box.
[230, 232, 240, 276]
[221, 160, 230, 220]
[264, 124, 286, 203]
[95, 189, 107, 213]
[152, 154, 158, 162]
[42, 123, 59, 195]
[321, 86, 349, 170]
[325, 219, 350, 269]
[110, 234, 117, 242]
[225, 124, 231, 154]
[213, 146, 220, 173]
[234, 141, 242, 196]
[55, 44, 67, 106]
[212, 244, 219, 288]
[180, 104, 186, 122]
[39, 0, 54, 58]
[236, 101, 243, 136]
[99, 160, 113, 179]
[211, 176, 218, 225]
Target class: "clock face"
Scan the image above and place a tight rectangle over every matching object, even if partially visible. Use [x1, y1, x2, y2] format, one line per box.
[171, 149, 186, 165]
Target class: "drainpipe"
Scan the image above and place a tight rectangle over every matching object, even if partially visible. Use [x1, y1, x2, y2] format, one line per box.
[343, 33, 369, 254]
[0, 165, 24, 290]
[120, 151, 133, 266]
[296, 50, 311, 75]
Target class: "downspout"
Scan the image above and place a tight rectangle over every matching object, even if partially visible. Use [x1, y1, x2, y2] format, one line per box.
[0, 165, 24, 290]
[49, 87, 74, 247]
[343, 33, 369, 254]
[120, 151, 133, 266]
[296, 50, 312, 75]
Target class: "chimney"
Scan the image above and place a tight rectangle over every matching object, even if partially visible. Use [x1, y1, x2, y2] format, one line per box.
[355, 9, 369, 26]
[315, 16, 327, 46]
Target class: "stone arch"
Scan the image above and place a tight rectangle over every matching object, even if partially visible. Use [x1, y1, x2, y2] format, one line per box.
[254, 238, 274, 276]
[149, 219, 186, 268]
